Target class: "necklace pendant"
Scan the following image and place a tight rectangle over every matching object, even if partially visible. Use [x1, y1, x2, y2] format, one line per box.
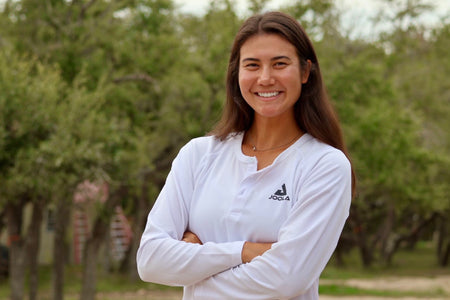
[252, 145, 256, 151]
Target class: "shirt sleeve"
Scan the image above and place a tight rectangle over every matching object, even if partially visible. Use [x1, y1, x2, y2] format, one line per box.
[192, 151, 352, 299]
[136, 140, 244, 287]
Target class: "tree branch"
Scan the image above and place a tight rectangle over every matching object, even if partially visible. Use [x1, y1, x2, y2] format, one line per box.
[80, 0, 97, 20]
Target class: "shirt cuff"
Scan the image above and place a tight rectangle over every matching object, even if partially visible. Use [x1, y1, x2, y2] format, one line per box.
[234, 240, 245, 265]
[210, 240, 244, 266]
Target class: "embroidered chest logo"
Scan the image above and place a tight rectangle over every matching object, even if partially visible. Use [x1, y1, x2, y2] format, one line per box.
[269, 184, 290, 201]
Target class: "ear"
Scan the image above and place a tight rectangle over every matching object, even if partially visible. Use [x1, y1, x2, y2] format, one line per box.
[301, 59, 312, 84]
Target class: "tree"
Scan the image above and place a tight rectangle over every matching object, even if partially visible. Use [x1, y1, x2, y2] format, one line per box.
[248, 0, 270, 14]
[0, 48, 64, 300]
[378, 0, 450, 265]
[1, 0, 184, 297]
[317, 0, 450, 266]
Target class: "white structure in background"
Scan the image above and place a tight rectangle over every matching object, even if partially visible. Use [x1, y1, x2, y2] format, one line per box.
[73, 180, 132, 264]
[110, 206, 133, 262]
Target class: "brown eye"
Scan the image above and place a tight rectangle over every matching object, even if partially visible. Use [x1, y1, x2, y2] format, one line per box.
[244, 63, 259, 69]
[274, 62, 287, 68]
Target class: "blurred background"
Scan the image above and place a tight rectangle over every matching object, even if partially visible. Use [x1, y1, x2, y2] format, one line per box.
[0, 0, 448, 299]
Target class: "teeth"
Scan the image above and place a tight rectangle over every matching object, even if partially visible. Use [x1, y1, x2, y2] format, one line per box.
[258, 92, 279, 98]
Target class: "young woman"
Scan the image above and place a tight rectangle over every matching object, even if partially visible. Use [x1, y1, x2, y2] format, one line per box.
[137, 11, 354, 300]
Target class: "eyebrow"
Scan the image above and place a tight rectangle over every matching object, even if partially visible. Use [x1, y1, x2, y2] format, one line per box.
[241, 55, 292, 62]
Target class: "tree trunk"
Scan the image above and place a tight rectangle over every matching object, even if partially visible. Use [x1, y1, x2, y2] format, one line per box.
[0, 210, 5, 238]
[52, 199, 72, 300]
[6, 200, 27, 300]
[333, 232, 355, 267]
[349, 206, 374, 267]
[80, 232, 104, 300]
[121, 177, 151, 280]
[438, 241, 450, 267]
[357, 235, 373, 267]
[437, 213, 449, 266]
[405, 212, 437, 247]
[384, 212, 438, 266]
[333, 239, 346, 267]
[79, 187, 121, 300]
[26, 200, 44, 300]
[380, 204, 396, 265]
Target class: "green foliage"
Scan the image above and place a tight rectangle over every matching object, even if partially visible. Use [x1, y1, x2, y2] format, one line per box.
[314, 1, 449, 266]
[247, 0, 270, 14]
[161, 0, 242, 140]
[0, 49, 63, 202]
[324, 43, 430, 208]
[281, 0, 336, 38]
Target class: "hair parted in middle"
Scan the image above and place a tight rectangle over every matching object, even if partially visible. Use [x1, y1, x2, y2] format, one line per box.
[212, 11, 341, 148]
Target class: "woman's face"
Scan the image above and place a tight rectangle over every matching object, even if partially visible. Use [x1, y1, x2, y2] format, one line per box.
[238, 34, 309, 121]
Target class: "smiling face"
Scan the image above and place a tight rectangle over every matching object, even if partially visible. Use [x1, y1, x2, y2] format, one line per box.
[238, 33, 309, 122]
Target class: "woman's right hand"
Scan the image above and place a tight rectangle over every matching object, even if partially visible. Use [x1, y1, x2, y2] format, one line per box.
[182, 231, 203, 245]
[241, 242, 273, 263]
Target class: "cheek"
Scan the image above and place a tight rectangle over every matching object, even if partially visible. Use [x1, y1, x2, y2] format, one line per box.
[238, 72, 253, 94]
[285, 72, 302, 94]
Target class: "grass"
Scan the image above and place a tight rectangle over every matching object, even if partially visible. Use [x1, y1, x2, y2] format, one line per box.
[319, 242, 450, 298]
[322, 241, 450, 279]
[0, 242, 448, 299]
[0, 265, 182, 300]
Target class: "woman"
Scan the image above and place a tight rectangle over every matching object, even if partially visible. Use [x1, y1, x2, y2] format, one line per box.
[137, 11, 354, 300]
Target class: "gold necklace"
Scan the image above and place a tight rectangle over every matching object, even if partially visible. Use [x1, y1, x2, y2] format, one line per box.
[250, 134, 302, 152]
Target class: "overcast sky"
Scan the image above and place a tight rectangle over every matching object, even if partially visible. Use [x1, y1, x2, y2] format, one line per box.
[173, 0, 449, 17]
[173, 0, 449, 39]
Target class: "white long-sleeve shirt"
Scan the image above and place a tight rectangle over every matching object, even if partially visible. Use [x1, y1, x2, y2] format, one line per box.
[137, 133, 352, 300]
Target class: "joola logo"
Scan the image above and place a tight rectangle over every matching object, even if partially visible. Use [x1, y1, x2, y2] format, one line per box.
[269, 184, 290, 201]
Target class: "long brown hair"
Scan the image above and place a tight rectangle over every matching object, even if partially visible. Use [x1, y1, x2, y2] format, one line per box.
[211, 11, 355, 194]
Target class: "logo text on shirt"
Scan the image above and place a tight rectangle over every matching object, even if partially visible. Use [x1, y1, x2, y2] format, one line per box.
[269, 184, 290, 201]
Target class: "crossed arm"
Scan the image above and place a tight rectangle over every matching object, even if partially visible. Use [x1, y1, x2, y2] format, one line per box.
[182, 231, 273, 263]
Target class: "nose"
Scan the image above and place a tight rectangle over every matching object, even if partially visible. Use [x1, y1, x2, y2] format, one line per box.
[257, 66, 275, 85]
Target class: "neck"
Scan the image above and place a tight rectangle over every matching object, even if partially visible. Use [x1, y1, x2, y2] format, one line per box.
[245, 115, 303, 151]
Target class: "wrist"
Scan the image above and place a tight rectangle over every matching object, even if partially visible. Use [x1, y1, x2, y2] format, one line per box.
[241, 241, 273, 263]
[241, 241, 249, 263]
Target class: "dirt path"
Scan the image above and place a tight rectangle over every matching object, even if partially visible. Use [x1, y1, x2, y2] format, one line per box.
[129, 295, 448, 300]
[321, 275, 450, 294]
[98, 275, 450, 299]
[319, 275, 450, 299]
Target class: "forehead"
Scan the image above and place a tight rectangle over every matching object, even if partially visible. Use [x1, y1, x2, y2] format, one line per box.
[240, 33, 297, 59]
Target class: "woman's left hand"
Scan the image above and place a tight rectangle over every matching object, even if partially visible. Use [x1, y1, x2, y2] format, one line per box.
[182, 231, 203, 244]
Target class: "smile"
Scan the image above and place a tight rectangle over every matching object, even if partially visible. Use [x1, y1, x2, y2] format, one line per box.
[257, 91, 280, 98]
